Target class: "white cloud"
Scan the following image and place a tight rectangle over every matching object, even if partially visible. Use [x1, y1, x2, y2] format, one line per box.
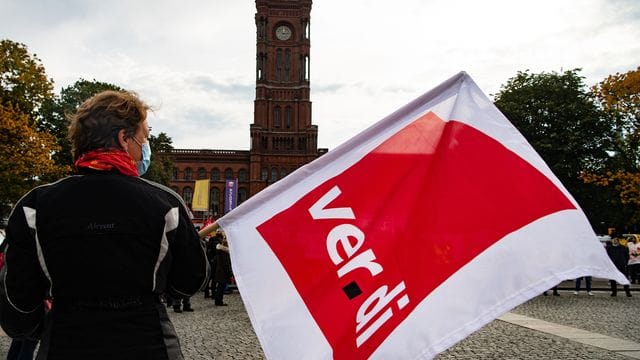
[1, 0, 639, 150]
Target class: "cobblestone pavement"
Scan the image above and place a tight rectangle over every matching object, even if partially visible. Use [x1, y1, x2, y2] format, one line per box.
[1, 287, 638, 359]
[170, 293, 264, 360]
[439, 289, 638, 359]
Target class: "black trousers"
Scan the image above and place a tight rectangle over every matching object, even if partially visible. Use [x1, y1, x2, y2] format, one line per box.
[214, 281, 228, 305]
[609, 280, 631, 295]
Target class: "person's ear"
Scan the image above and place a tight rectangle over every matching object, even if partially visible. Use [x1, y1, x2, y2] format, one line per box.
[117, 129, 128, 150]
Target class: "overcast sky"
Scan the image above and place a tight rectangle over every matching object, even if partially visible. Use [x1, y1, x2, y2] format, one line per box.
[2, 0, 639, 150]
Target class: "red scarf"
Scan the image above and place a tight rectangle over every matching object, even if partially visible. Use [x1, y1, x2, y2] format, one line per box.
[75, 149, 139, 177]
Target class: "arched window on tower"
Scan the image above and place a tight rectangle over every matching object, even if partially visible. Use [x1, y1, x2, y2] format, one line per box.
[285, 107, 292, 129]
[257, 17, 266, 40]
[304, 55, 310, 81]
[271, 167, 278, 181]
[261, 168, 268, 181]
[276, 49, 283, 81]
[184, 167, 192, 181]
[224, 168, 233, 180]
[274, 106, 281, 128]
[197, 167, 206, 179]
[285, 49, 291, 82]
[302, 18, 310, 39]
[256, 54, 263, 81]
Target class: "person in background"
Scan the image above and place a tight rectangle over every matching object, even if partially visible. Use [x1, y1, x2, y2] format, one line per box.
[204, 233, 221, 299]
[574, 276, 593, 296]
[214, 236, 232, 306]
[0, 90, 208, 359]
[627, 236, 640, 284]
[606, 237, 632, 297]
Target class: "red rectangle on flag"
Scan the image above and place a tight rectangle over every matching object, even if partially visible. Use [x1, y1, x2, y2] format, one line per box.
[257, 111, 575, 359]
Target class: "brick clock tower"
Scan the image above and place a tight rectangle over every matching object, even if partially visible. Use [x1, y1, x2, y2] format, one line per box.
[167, 0, 325, 221]
[250, 0, 323, 195]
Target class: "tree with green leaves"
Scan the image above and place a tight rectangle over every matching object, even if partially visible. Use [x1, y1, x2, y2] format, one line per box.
[493, 69, 614, 231]
[142, 132, 175, 186]
[0, 39, 54, 124]
[41, 79, 123, 170]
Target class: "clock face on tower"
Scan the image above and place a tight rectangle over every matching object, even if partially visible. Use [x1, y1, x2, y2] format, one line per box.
[275, 25, 292, 40]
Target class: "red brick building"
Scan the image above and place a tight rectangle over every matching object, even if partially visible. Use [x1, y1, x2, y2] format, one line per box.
[169, 0, 326, 221]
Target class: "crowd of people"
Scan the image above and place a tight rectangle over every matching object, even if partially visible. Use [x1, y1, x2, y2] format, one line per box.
[545, 233, 639, 297]
[162, 230, 234, 312]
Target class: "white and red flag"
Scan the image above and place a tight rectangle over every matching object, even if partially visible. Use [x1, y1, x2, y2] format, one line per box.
[217, 72, 627, 359]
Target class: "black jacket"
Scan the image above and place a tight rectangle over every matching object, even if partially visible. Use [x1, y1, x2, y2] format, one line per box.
[0, 172, 208, 360]
[214, 245, 232, 283]
[606, 243, 629, 273]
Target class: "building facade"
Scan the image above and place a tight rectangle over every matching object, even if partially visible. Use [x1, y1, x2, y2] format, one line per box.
[169, 0, 326, 221]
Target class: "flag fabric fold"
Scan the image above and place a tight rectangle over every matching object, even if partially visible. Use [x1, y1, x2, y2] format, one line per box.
[217, 72, 628, 360]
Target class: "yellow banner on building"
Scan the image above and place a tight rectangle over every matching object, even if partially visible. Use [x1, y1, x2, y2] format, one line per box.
[192, 179, 210, 211]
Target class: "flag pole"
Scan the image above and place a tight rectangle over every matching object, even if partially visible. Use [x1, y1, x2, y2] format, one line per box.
[198, 222, 220, 239]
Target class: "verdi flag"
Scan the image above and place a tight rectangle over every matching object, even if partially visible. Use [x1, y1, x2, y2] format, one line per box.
[217, 72, 628, 360]
[224, 179, 238, 214]
[192, 179, 210, 211]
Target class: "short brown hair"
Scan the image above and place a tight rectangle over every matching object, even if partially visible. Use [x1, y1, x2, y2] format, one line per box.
[68, 90, 149, 160]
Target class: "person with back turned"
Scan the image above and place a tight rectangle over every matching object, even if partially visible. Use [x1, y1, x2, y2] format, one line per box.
[0, 90, 208, 359]
[606, 236, 632, 297]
